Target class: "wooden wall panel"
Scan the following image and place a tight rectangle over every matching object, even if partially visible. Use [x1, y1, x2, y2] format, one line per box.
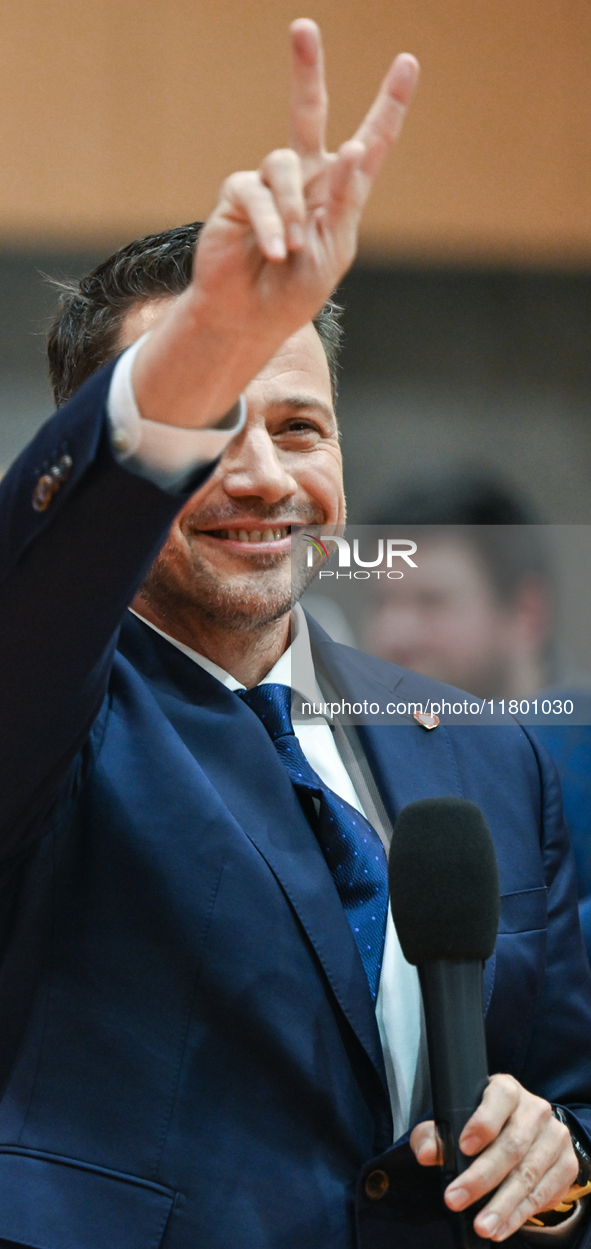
[0, 0, 589, 262]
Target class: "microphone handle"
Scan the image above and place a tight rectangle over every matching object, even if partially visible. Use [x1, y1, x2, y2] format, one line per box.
[419, 959, 490, 1249]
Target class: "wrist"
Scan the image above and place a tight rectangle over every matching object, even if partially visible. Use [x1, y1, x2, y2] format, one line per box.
[522, 1109, 591, 1238]
[130, 286, 250, 428]
[552, 1106, 591, 1190]
[131, 284, 282, 429]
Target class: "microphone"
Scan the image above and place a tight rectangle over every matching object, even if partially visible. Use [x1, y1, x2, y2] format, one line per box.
[389, 797, 500, 1249]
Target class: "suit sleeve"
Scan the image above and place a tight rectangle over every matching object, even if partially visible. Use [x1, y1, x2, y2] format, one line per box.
[519, 728, 591, 1158]
[0, 362, 215, 853]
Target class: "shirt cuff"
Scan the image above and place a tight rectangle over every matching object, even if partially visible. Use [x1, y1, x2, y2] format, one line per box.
[107, 332, 247, 492]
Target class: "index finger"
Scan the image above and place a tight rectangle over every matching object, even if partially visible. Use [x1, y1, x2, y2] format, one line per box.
[458, 1073, 521, 1156]
[289, 19, 328, 158]
[352, 52, 420, 182]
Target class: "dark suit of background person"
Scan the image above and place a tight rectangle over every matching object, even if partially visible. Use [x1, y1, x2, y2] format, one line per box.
[366, 471, 591, 968]
[0, 361, 590, 1249]
[534, 704, 591, 962]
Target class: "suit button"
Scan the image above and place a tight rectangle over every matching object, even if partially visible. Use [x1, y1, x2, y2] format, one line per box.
[364, 1169, 390, 1200]
[32, 473, 56, 512]
[51, 454, 73, 483]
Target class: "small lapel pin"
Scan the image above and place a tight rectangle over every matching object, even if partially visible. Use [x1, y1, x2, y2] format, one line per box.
[413, 710, 440, 730]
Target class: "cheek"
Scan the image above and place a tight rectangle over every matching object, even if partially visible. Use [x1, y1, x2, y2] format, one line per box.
[300, 450, 344, 521]
[155, 521, 193, 577]
[175, 463, 225, 527]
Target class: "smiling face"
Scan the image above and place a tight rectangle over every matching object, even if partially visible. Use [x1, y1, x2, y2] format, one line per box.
[128, 306, 344, 640]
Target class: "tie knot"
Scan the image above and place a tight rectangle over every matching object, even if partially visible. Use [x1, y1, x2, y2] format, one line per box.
[238, 683, 294, 742]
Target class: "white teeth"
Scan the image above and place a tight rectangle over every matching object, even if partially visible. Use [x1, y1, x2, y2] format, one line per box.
[223, 526, 289, 542]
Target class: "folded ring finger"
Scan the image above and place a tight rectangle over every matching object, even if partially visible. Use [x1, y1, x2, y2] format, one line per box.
[223, 170, 288, 260]
[260, 149, 306, 250]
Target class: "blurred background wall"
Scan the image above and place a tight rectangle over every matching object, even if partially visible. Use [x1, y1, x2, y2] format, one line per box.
[0, 0, 590, 521]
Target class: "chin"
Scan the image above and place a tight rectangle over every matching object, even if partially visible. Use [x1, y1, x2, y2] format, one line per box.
[141, 544, 314, 636]
[186, 568, 295, 628]
[203, 591, 294, 633]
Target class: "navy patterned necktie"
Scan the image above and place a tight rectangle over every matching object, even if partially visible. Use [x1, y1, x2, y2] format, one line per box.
[239, 682, 388, 999]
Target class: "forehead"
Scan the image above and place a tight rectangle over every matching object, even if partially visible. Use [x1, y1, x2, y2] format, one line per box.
[119, 295, 178, 348]
[119, 298, 333, 409]
[245, 322, 333, 408]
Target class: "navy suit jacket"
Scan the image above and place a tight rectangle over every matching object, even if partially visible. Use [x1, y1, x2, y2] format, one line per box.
[1, 364, 591, 1249]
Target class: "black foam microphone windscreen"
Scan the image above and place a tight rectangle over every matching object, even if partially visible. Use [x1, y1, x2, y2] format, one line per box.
[388, 796, 500, 965]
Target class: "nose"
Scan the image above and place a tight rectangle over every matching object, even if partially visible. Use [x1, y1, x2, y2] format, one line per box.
[221, 423, 298, 504]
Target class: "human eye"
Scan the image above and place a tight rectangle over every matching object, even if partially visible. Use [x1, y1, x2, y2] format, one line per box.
[285, 417, 319, 432]
[274, 414, 324, 445]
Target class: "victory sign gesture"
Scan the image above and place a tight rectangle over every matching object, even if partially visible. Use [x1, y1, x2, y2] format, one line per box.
[195, 21, 419, 326]
[133, 21, 419, 428]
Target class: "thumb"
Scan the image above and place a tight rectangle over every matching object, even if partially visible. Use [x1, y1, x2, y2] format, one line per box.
[410, 1120, 444, 1167]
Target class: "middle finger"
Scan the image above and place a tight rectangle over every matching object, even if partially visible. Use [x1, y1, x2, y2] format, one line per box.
[352, 52, 419, 182]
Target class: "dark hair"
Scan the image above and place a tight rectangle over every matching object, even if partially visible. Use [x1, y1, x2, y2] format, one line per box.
[373, 470, 550, 603]
[46, 221, 344, 407]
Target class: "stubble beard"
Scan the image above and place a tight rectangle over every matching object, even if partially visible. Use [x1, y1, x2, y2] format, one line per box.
[138, 526, 321, 638]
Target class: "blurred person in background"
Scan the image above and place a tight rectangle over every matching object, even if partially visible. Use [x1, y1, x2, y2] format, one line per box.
[365, 470, 591, 961]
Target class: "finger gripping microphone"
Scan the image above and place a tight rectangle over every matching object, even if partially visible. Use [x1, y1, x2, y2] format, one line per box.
[389, 797, 500, 1249]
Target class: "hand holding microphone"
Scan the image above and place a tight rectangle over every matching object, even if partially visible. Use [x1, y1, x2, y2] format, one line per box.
[389, 798, 580, 1244]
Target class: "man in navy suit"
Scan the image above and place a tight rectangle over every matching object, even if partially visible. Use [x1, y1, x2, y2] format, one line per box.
[1, 20, 591, 1249]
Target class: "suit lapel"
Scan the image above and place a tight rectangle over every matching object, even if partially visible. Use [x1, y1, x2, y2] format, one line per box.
[308, 615, 496, 1014]
[118, 614, 388, 1094]
[308, 615, 464, 820]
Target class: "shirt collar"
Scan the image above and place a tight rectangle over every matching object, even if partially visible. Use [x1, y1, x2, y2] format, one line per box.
[128, 602, 323, 705]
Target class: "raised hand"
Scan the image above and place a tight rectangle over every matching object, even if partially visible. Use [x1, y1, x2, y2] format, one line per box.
[193, 20, 419, 341]
[132, 22, 418, 428]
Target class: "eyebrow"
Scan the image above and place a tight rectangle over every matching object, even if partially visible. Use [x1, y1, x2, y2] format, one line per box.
[271, 394, 335, 422]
